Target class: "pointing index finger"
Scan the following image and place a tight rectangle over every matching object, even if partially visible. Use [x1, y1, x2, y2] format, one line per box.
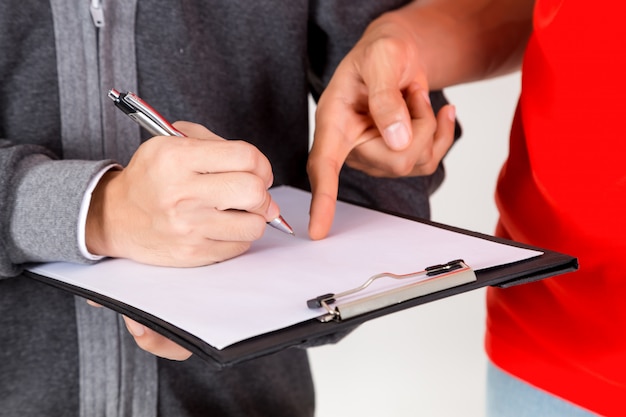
[307, 101, 354, 240]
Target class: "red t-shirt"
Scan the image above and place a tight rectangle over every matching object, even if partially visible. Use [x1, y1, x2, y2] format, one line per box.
[485, 0, 626, 415]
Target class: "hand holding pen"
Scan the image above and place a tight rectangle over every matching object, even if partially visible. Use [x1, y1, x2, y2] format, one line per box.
[84, 90, 292, 268]
[108, 89, 293, 235]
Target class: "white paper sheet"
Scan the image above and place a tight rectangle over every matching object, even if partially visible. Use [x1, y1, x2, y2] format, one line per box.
[28, 186, 541, 349]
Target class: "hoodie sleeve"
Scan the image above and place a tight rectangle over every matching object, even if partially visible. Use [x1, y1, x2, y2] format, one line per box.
[0, 140, 116, 278]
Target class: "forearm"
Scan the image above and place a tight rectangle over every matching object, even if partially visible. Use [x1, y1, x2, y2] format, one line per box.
[378, 0, 535, 90]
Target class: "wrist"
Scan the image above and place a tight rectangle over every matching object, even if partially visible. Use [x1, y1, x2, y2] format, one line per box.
[85, 168, 122, 257]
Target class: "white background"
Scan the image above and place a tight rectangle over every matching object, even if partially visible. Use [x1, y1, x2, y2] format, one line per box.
[308, 72, 522, 416]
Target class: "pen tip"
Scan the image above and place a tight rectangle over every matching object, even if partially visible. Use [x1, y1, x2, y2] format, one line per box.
[268, 216, 295, 236]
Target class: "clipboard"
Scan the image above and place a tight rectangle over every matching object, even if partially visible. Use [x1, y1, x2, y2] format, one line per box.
[25, 186, 578, 369]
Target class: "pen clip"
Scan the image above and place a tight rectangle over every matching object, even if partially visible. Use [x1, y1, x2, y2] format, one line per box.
[108, 89, 185, 137]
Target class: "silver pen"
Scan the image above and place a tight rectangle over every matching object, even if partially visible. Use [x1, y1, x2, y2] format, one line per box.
[108, 88, 294, 236]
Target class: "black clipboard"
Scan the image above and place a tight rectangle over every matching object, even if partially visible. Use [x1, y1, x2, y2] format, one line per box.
[25, 188, 578, 369]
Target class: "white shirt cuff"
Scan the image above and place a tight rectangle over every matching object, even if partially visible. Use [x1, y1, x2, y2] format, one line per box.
[77, 164, 121, 260]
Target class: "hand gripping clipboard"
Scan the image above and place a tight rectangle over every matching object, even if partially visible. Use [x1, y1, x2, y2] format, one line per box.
[25, 186, 578, 369]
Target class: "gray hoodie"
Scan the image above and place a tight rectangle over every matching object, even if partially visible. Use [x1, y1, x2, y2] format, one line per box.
[0, 1, 451, 416]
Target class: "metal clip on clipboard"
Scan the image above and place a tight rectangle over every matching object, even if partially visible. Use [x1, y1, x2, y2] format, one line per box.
[307, 259, 477, 322]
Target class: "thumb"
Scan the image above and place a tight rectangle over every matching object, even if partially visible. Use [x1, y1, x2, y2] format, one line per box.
[361, 42, 413, 151]
[369, 86, 412, 151]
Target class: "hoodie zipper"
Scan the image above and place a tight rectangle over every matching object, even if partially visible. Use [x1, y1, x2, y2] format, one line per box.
[89, 0, 106, 158]
[90, 0, 105, 27]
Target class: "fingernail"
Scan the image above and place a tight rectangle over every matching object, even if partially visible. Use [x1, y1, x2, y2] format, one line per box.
[125, 318, 145, 337]
[384, 122, 410, 150]
[86, 299, 102, 308]
[266, 199, 280, 221]
[448, 105, 456, 121]
[421, 90, 431, 105]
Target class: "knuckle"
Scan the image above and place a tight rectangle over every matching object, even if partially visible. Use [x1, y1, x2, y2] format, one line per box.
[307, 152, 342, 178]
[147, 136, 176, 158]
[368, 89, 399, 116]
[418, 161, 441, 176]
[387, 155, 418, 177]
[363, 36, 405, 64]
[239, 176, 268, 211]
[232, 140, 265, 171]
[168, 217, 194, 239]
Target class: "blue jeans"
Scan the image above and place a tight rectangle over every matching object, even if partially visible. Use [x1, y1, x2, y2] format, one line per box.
[486, 362, 599, 417]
